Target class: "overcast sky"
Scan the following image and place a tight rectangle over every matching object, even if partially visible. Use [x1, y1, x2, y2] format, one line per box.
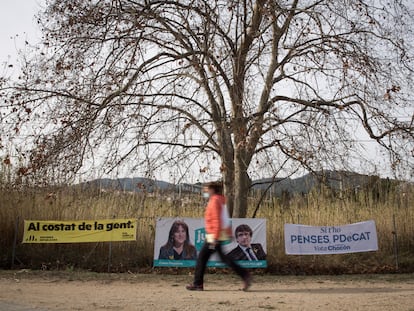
[0, 0, 44, 65]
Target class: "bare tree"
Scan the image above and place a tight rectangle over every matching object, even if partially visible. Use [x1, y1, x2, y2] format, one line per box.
[1, 0, 413, 217]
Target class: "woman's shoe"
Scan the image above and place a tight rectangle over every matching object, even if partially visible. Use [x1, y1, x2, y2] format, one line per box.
[242, 274, 252, 291]
[186, 283, 204, 291]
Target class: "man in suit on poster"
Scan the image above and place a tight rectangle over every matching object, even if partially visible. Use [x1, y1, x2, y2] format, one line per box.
[227, 224, 266, 261]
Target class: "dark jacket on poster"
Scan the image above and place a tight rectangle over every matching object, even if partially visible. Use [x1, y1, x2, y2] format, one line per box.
[158, 245, 197, 260]
[226, 243, 266, 261]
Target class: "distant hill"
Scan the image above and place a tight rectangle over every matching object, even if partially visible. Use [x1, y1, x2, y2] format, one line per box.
[83, 170, 398, 196]
[251, 170, 387, 196]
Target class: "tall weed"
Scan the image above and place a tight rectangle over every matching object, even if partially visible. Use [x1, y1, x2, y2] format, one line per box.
[0, 183, 412, 273]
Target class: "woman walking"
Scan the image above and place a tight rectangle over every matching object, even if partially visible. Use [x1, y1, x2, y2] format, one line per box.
[186, 181, 251, 291]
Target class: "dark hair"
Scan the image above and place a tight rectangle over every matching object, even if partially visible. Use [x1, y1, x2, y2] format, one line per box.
[235, 224, 253, 237]
[204, 181, 223, 194]
[163, 220, 196, 259]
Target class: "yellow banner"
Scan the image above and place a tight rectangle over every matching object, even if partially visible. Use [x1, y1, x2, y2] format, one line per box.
[22, 219, 137, 243]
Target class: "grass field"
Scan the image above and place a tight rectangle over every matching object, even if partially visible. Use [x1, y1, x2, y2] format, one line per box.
[0, 181, 413, 273]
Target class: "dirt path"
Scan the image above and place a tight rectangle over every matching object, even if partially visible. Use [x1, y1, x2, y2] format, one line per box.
[0, 270, 413, 311]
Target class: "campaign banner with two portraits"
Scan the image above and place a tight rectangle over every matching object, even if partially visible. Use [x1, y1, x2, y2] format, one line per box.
[153, 217, 267, 268]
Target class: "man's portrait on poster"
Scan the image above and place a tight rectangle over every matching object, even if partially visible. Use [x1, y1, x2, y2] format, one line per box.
[227, 224, 266, 261]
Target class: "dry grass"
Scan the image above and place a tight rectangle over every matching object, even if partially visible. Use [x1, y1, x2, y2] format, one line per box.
[0, 182, 413, 274]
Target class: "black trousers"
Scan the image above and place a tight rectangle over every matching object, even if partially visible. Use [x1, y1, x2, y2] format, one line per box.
[193, 241, 248, 285]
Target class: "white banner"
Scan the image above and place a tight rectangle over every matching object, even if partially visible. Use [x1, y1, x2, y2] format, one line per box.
[153, 217, 267, 268]
[284, 220, 378, 255]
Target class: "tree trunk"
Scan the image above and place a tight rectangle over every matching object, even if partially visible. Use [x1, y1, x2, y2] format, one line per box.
[232, 153, 251, 218]
[223, 171, 234, 216]
[218, 126, 235, 216]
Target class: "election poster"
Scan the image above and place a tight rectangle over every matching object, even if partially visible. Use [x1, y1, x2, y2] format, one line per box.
[153, 217, 267, 268]
[284, 220, 378, 255]
[22, 219, 137, 243]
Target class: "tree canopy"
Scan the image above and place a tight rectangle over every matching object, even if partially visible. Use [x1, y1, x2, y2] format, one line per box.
[1, 0, 413, 217]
